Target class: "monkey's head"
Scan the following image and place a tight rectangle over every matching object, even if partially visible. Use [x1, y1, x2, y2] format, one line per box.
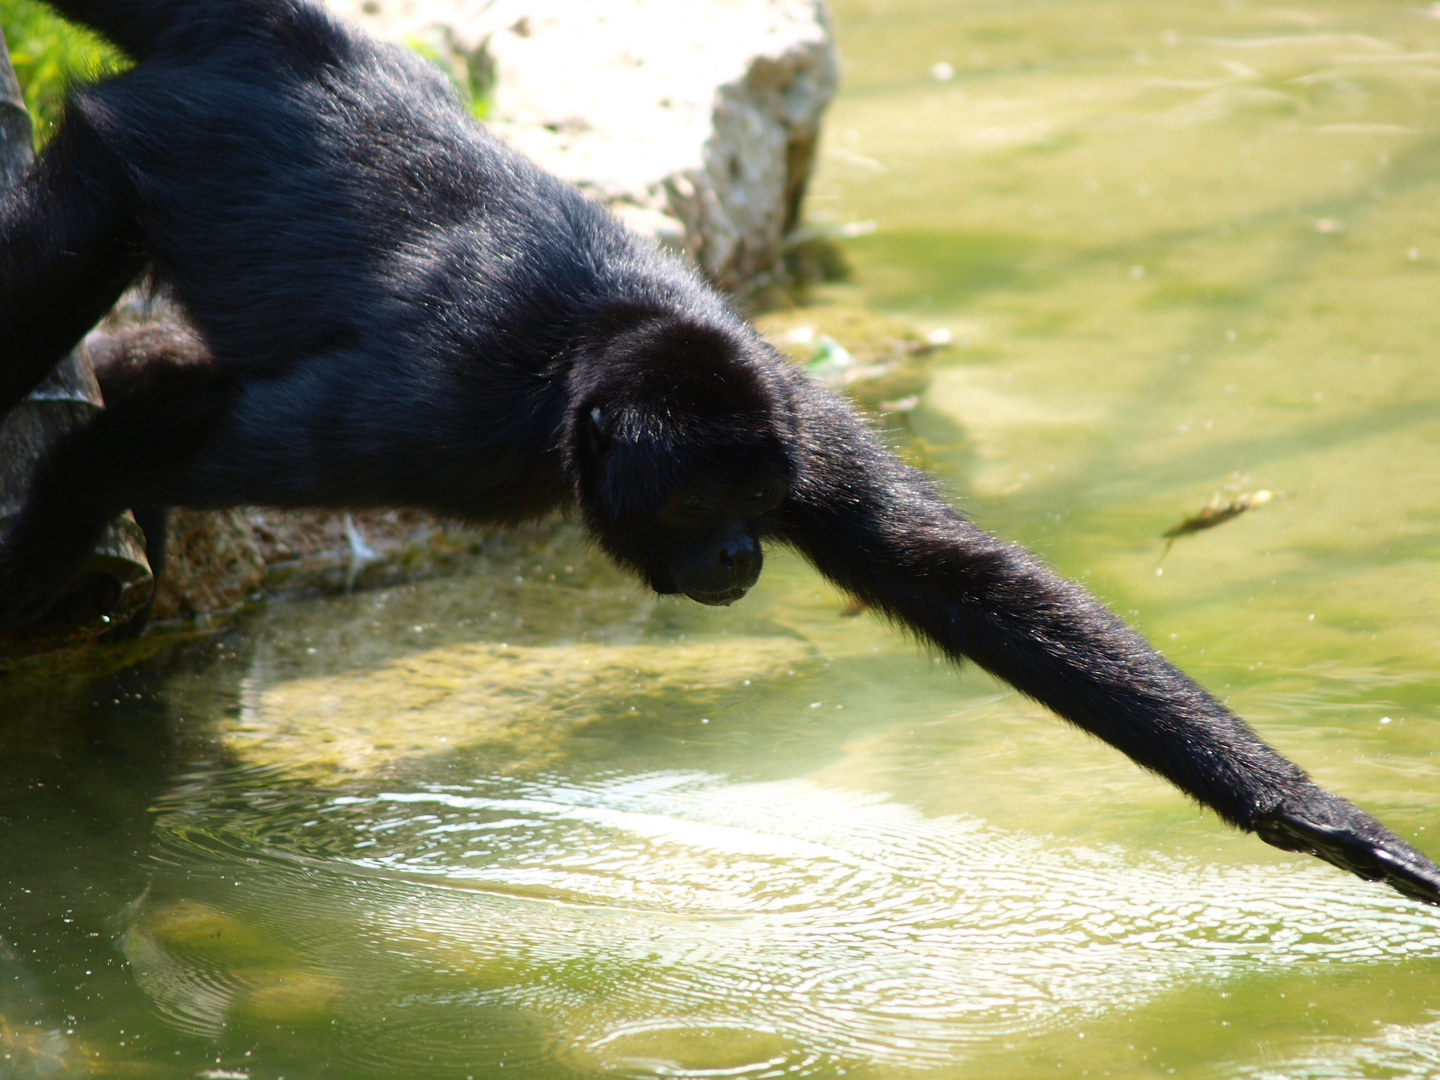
[569, 313, 798, 606]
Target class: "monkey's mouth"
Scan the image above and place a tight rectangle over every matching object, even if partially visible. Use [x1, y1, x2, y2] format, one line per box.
[682, 585, 751, 607]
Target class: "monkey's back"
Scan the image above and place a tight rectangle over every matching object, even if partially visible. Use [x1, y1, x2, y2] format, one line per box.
[67, 2, 656, 383]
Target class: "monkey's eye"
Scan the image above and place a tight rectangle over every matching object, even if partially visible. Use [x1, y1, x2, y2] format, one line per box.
[751, 489, 768, 502]
[679, 495, 706, 514]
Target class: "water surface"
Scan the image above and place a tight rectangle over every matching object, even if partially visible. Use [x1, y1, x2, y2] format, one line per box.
[5, 1, 1440, 1077]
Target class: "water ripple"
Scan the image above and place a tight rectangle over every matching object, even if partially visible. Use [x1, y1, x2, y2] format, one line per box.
[144, 770, 1440, 1073]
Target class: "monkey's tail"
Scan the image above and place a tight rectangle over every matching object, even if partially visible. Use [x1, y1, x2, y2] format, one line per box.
[42, 0, 242, 61]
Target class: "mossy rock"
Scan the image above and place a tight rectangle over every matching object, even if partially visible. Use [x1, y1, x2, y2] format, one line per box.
[121, 899, 342, 1033]
[222, 635, 818, 781]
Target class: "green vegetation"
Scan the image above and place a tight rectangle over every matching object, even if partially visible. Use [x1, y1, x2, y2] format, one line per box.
[0, 4, 491, 146]
[0, 0, 125, 146]
[404, 35, 493, 119]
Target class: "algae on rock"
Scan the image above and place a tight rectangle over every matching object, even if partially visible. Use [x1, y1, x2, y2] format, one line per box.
[225, 635, 818, 781]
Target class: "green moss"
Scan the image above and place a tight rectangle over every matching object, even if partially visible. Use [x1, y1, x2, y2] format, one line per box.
[0, 3, 494, 146]
[0, 0, 126, 146]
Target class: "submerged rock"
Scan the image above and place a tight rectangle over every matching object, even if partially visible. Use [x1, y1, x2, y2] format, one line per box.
[225, 635, 817, 780]
[121, 899, 343, 1037]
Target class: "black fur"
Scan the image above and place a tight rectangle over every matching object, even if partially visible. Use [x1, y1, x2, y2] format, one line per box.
[2, 0, 1437, 904]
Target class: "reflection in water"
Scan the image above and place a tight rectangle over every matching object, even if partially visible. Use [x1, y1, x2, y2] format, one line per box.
[139, 769, 1440, 1074]
[1232, 1018, 1440, 1080]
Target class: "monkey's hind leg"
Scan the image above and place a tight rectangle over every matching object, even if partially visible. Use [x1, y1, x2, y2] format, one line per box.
[0, 351, 236, 628]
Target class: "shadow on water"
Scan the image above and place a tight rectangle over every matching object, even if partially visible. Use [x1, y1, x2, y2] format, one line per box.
[0, 654, 195, 1071]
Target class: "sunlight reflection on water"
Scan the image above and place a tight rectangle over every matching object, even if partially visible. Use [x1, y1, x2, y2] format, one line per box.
[147, 769, 1440, 1073]
[1233, 1017, 1440, 1080]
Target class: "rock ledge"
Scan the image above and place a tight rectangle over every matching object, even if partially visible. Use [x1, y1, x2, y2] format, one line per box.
[327, 0, 840, 290]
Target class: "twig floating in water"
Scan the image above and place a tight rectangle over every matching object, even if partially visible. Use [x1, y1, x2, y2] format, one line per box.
[1161, 489, 1273, 555]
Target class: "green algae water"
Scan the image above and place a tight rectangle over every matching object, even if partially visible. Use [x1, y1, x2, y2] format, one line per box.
[5, 0, 1440, 1076]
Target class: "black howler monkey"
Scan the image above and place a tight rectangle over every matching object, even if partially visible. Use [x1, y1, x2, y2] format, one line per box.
[2, 0, 1437, 905]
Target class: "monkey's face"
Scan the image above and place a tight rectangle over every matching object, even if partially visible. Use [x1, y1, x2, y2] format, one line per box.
[643, 478, 786, 605]
[573, 371, 797, 605]
[585, 456, 789, 605]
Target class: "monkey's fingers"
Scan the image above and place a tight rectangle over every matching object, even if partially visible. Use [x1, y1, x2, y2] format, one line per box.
[1256, 806, 1440, 906]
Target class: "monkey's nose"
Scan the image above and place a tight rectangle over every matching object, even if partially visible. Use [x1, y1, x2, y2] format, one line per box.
[718, 535, 761, 585]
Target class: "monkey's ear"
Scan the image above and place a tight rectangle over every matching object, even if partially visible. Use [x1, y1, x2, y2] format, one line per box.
[586, 405, 614, 460]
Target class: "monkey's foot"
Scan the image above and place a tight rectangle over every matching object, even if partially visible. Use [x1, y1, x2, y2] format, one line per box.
[0, 520, 104, 628]
[1256, 789, 1440, 905]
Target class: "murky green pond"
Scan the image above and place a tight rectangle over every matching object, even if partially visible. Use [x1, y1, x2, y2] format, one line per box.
[6, 0, 1440, 1076]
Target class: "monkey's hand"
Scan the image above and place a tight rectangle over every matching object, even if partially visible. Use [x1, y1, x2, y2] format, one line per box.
[1255, 786, 1440, 905]
[0, 514, 102, 628]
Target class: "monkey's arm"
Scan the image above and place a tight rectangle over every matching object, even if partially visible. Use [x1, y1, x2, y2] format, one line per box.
[777, 391, 1440, 904]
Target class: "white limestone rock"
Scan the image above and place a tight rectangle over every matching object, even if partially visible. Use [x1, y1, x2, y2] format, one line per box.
[326, 0, 840, 291]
